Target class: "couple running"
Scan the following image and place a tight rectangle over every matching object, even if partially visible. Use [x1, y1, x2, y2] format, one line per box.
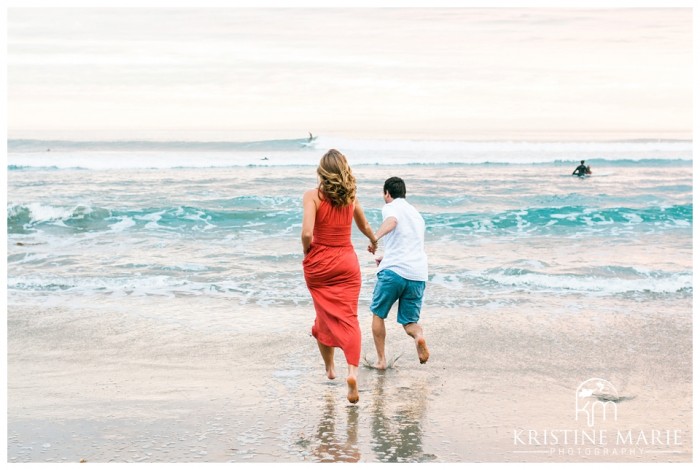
[301, 149, 429, 404]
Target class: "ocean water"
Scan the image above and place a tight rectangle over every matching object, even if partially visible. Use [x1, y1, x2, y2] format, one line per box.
[6, 137, 692, 330]
[6, 137, 693, 462]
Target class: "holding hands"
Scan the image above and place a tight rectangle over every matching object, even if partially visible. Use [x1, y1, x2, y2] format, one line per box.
[368, 235, 381, 266]
[368, 238, 378, 255]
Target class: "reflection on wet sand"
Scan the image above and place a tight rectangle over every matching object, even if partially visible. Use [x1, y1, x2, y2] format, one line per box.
[311, 391, 361, 462]
[370, 372, 434, 462]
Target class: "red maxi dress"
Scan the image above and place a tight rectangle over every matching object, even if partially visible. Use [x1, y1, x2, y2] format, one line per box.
[303, 197, 362, 366]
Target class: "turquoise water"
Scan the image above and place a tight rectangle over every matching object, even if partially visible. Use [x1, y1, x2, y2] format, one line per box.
[6, 138, 692, 322]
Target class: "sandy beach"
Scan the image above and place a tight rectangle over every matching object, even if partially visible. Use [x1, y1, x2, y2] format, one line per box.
[7, 291, 691, 463]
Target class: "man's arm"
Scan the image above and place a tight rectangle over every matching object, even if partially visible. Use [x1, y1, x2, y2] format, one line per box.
[371, 217, 397, 263]
[374, 216, 397, 241]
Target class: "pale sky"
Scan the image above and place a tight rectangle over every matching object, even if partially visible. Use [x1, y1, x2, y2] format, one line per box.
[7, 8, 693, 140]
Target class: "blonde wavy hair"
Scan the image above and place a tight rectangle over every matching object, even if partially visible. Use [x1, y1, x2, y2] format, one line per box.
[317, 149, 356, 207]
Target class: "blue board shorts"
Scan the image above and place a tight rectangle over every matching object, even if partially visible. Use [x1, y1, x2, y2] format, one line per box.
[370, 269, 425, 325]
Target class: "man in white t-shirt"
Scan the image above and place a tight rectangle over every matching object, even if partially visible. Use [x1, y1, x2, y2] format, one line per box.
[367, 177, 429, 369]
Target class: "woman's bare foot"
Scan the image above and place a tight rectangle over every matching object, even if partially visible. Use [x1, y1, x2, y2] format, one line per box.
[326, 364, 336, 380]
[416, 337, 430, 364]
[346, 376, 359, 403]
[317, 341, 336, 379]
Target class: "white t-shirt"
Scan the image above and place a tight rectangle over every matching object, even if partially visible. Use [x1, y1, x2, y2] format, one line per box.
[377, 198, 428, 281]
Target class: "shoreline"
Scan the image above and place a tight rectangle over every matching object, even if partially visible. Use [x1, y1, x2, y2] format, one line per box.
[7, 296, 692, 463]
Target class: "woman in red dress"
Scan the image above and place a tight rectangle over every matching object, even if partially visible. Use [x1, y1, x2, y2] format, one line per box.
[302, 149, 377, 403]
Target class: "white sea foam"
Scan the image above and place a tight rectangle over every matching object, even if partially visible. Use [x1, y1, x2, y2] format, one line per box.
[314, 136, 692, 156]
[24, 202, 75, 223]
[109, 216, 136, 232]
[8, 274, 194, 298]
[7, 137, 692, 169]
[136, 211, 166, 230]
[478, 270, 692, 295]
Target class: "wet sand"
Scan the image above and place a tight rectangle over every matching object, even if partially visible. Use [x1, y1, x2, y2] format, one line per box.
[7, 296, 692, 463]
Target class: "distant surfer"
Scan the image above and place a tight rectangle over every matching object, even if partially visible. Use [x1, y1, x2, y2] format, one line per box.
[308, 132, 315, 142]
[262, 157, 269, 161]
[572, 160, 591, 177]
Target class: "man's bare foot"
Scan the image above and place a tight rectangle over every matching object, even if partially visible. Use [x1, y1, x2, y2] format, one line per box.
[416, 337, 430, 364]
[373, 358, 387, 370]
[326, 364, 336, 380]
[346, 376, 359, 403]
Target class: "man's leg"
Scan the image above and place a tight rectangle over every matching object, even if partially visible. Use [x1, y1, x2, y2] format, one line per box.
[372, 314, 387, 369]
[403, 322, 429, 364]
[399, 279, 429, 364]
[370, 270, 399, 370]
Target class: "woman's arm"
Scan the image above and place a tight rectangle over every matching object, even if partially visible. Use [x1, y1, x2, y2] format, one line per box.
[301, 190, 317, 255]
[353, 199, 378, 252]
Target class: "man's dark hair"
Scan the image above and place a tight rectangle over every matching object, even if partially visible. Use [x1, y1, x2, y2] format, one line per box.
[383, 177, 406, 199]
